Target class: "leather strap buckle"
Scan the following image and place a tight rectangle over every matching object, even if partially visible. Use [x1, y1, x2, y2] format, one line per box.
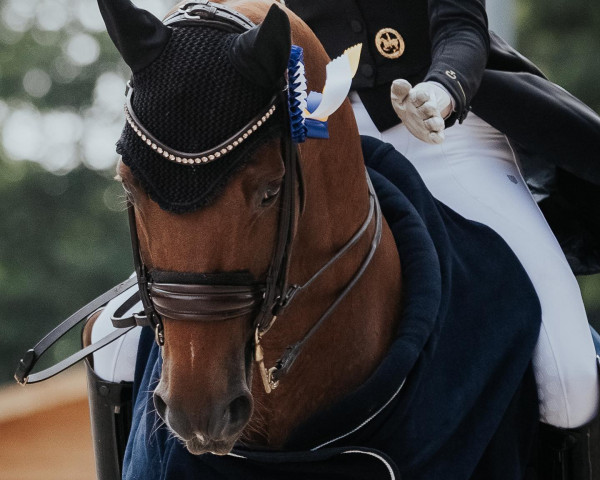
[14, 349, 36, 385]
[271, 284, 300, 317]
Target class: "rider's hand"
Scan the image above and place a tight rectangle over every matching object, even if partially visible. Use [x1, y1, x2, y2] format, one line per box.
[390, 80, 453, 145]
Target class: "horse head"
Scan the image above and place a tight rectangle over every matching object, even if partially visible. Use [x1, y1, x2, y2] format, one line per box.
[102, 0, 401, 455]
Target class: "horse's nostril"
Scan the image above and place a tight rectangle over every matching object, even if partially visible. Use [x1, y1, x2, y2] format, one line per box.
[228, 394, 252, 428]
[209, 393, 253, 439]
[153, 392, 167, 421]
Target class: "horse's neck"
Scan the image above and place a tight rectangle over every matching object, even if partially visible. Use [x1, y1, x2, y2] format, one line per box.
[245, 107, 403, 447]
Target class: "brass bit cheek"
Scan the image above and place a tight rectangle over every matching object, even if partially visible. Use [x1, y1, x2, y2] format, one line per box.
[254, 328, 280, 394]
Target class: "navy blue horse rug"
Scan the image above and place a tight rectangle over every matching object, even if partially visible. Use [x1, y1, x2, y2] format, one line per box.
[123, 136, 541, 480]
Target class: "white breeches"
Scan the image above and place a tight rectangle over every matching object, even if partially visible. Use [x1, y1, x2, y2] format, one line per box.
[351, 92, 599, 428]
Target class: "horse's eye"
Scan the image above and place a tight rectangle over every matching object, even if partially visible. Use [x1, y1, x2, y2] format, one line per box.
[261, 185, 281, 205]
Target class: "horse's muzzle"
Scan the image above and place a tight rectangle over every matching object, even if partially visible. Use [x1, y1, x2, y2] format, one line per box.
[153, 388, 253, 455]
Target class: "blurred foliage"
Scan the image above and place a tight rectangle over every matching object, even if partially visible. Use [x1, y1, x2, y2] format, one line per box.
[0, 0, 599, 385]
[516, 0, 600, 114]
[0, 0, 137, 383]
[0, 161, 132, 382]
[0, 28, 120, 110]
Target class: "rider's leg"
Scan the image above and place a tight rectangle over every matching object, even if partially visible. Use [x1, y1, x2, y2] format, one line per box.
[350, 92, 599, 429]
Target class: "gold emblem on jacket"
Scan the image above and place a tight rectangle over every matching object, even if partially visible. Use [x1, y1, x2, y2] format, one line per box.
[375, 28, 405, 59]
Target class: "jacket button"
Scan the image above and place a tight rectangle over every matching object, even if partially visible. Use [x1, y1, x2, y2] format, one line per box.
[350, 20, 363, 33]
[360, 64, 374, 78]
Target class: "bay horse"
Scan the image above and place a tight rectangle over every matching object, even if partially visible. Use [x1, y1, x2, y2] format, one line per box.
[9, 0, 600, 476]
[88, 0, 544, 477]
[117, 0, 402, 455]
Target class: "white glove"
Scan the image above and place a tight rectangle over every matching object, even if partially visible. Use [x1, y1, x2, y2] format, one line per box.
[390, 80, 453, 144]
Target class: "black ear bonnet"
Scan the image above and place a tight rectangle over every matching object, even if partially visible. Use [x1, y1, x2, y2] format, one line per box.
[100, 1, 292, 213]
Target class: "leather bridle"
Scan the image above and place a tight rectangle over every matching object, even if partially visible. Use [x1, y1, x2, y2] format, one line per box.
[14, 1, 382, 393]
[114, 165, 381, 393]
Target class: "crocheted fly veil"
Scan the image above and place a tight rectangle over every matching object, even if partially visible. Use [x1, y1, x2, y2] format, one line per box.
[98, 0, 292, 212]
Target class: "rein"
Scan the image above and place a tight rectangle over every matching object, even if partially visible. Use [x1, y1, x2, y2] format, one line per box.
[13, 277, 138, 385]
[258, 174, 382, 390]
[13, 164, 380, 390]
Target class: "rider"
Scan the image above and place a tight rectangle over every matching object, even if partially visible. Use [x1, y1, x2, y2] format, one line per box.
[286, 0, 600, 470]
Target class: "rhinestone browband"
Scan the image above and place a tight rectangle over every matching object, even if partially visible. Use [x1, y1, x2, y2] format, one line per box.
[124, 83, 278, 165]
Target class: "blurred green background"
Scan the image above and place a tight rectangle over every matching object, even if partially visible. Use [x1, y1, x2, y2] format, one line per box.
[1, 0, 599, 385]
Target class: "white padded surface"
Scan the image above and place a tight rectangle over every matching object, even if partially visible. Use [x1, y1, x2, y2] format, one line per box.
[91, 282, 142, 383]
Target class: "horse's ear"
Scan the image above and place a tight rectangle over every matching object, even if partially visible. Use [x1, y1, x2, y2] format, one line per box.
[97, 0, 171, 73]
[229, 4, 291, 88]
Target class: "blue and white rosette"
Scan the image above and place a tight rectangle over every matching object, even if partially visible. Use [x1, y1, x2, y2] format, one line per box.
[287, 43, 362, 142]
[287, 45, 308, 143]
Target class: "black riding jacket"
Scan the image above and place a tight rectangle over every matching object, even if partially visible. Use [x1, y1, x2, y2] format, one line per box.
[286, 0, 489, 130]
